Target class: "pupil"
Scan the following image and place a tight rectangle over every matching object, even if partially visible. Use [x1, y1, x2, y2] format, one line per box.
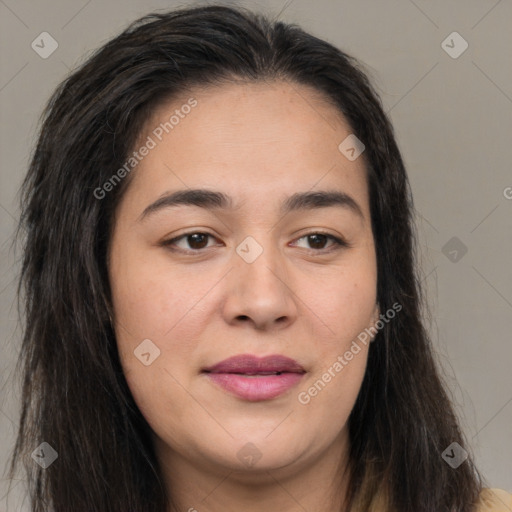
[309, 234, 327, 249]
[189, 233, 208, 249]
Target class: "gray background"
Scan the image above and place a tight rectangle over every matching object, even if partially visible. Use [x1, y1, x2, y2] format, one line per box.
[1, 0, 511, 509]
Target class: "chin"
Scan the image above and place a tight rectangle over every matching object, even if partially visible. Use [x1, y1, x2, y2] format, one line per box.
[208, 433, 312, 473]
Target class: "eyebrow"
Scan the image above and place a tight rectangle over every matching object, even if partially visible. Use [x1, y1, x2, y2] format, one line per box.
[138, 188, 364, 221]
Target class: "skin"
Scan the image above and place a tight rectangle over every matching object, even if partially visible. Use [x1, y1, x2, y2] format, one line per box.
[108, 80, 379, 512]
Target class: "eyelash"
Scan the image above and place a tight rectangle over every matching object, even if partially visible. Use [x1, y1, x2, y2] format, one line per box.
[160, 231, 350, 255]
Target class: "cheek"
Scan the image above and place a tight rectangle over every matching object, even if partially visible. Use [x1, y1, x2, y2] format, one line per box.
[296, 346, 368, 447]
[110, 248, 218, 344]
[295, 261, 376, 416]
[296, 284, 372, 432]
[113, 273, 204, 438]
[109, 251, 207, 421]
[122, 363, 193, 445]
[301, 260, 377, 350]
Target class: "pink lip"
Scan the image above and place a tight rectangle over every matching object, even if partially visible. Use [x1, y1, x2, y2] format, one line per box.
[202, 354, 306, 402]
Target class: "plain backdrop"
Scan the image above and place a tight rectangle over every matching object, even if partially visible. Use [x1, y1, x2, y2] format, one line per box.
[1, 0, 511, 509]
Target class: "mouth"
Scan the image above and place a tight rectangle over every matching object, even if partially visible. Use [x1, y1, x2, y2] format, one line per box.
[202, 354, 306, 401]
[202, 353, 306, 375]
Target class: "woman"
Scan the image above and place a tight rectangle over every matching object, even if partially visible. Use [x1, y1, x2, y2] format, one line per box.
[8, 4, 511, 511]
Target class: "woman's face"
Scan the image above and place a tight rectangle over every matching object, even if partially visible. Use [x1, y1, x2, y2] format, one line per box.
[109, 80, 378, 478]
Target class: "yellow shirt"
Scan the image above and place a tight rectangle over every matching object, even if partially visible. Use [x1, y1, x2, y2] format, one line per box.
[477, 489, 512, 511]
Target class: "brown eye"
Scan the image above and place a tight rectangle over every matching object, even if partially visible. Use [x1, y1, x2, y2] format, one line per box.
[185, 233, 210, 249]
[292, 232, 348, 252]
[306, 234, 329, 249]
[162, 232, 218, 252]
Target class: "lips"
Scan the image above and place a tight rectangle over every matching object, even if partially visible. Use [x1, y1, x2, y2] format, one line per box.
[202, 354, 305, 375]
[202, 354, 306, 401]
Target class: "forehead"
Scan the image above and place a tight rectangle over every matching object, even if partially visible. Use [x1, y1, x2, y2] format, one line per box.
[125, 80, 370, 218]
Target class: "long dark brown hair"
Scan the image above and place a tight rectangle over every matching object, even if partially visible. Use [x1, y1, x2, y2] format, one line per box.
[9, 4, 483, 511]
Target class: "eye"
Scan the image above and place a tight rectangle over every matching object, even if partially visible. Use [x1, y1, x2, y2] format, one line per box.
[161, 232, 219, 253]
[291, 232, 349, 252]
[161, 231, 350, 254]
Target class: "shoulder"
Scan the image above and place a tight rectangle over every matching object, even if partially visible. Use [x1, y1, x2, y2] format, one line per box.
[476, 488, 512, 511]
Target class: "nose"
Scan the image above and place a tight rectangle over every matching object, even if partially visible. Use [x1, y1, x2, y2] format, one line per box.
[221, 239, 298, 331]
